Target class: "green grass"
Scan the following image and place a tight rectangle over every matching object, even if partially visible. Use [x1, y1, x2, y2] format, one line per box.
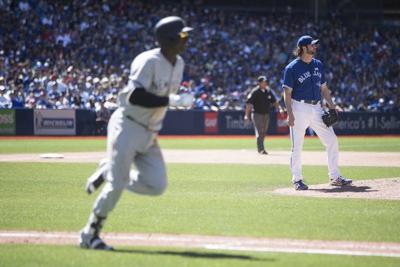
[0, 136, 399, 153]
[0, 162, 399, 243]
[1, 136, 399, 267]
[160, 136, 400, 152]
[0, 139, 107, 153]
[1, 244, 399, 267]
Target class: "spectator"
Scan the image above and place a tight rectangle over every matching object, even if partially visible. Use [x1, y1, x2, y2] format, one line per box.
[0, 86, 11, 108]
[95, 99, 111, 135]
[35, 90, 52, 109]
[9, 90, 25, 108]
[0, 1, 397, 113]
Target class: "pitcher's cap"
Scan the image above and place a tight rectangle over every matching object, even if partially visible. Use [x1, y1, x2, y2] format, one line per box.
[297, 35, 319, 47]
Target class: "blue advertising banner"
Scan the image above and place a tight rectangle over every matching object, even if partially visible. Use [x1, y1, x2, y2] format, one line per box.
[333, 112, 400, 135]
[218, 111, 253, 135]
[217, 111, 278, 135]
[5, 108, 400, 136]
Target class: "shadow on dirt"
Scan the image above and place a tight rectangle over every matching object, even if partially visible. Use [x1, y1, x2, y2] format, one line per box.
[309, 185, 378, 193]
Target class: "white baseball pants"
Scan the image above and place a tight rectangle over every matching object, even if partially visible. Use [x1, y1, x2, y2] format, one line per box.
[289, 100, 340, 182]
[93, 108, 167, 217]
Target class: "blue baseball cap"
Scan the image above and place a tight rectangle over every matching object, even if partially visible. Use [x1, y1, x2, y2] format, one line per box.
[297, 35, 319, 47]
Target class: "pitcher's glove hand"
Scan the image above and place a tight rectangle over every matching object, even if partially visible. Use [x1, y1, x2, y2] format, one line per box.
[322, 109, 339, 127]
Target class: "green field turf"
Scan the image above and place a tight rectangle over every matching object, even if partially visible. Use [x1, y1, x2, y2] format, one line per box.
[0, 137, 399, 267]
[0, 136, 399, 153]
[0, 163, 399, 242]
[1, 244, 399, 267]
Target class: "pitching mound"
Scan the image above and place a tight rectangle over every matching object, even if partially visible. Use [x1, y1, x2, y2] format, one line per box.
[273, 178, 400, 200]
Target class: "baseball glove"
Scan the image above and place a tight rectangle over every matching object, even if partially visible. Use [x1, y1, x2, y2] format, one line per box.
[322, 109, 339, 127]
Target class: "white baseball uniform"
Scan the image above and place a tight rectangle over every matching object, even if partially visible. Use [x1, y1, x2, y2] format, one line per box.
[80, 16, 194, 251]
[283, 57, 340, 183]
[92, 48, 185, 217]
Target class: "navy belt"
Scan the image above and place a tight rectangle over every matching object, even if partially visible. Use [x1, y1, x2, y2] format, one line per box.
[297, 100, 321, 105]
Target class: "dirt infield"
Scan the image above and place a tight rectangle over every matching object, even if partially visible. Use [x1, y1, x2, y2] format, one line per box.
[1, 150, 400, 167]
[1, 230, 400, 257]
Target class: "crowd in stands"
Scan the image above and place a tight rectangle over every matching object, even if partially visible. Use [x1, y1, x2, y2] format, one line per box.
[0, 0, 399, 114]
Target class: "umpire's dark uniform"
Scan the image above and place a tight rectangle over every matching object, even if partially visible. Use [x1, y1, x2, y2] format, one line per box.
[244, 76, 277, 154]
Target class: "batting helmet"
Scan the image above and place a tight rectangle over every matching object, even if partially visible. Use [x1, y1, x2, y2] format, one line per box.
[154, 16, 193, 45]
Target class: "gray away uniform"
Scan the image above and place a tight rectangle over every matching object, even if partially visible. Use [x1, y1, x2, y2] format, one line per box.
[92, 48, 184, 217]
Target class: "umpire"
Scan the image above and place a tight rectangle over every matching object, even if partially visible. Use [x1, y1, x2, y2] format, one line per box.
[244, 76, 279, 154]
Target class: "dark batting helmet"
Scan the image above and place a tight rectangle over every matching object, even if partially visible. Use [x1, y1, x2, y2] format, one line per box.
[154, 16, 193, 45]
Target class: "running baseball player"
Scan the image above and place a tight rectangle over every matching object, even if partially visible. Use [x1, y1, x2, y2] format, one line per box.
[282, 35, 352, 190]
[79, 16, 194, 250]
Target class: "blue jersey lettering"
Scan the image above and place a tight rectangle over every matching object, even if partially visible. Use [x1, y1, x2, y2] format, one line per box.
[282, 58, 325, 101]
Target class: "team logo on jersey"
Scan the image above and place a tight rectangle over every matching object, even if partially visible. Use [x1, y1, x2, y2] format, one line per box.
[297, 71, 311, 83]
[313, 68, 322, 78]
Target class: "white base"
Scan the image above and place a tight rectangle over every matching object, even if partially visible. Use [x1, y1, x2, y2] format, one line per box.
[39, 153, 65, 159]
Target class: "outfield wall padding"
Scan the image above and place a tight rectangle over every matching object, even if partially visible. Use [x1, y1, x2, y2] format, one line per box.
[15, 109, 34, 135]
[2, 109, 400, 136]
[159, 110, 204, 135]
[76, 109, 97, 136]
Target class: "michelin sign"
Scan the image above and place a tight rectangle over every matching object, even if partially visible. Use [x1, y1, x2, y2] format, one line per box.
[34, 109, 76, 135]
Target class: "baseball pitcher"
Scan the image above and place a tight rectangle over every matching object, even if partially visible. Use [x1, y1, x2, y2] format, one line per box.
[282, 35, 352, 190]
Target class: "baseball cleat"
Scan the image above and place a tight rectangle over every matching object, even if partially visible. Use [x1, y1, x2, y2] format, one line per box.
[79, 230, 113, 251]
[258, 150, 268, 155]
[330, 176, 352, 186]
[294, 180, 309, 190]
[86, 159, 107, 194]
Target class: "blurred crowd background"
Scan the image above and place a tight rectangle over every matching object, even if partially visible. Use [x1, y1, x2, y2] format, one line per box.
[0, 0, 399, 114]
